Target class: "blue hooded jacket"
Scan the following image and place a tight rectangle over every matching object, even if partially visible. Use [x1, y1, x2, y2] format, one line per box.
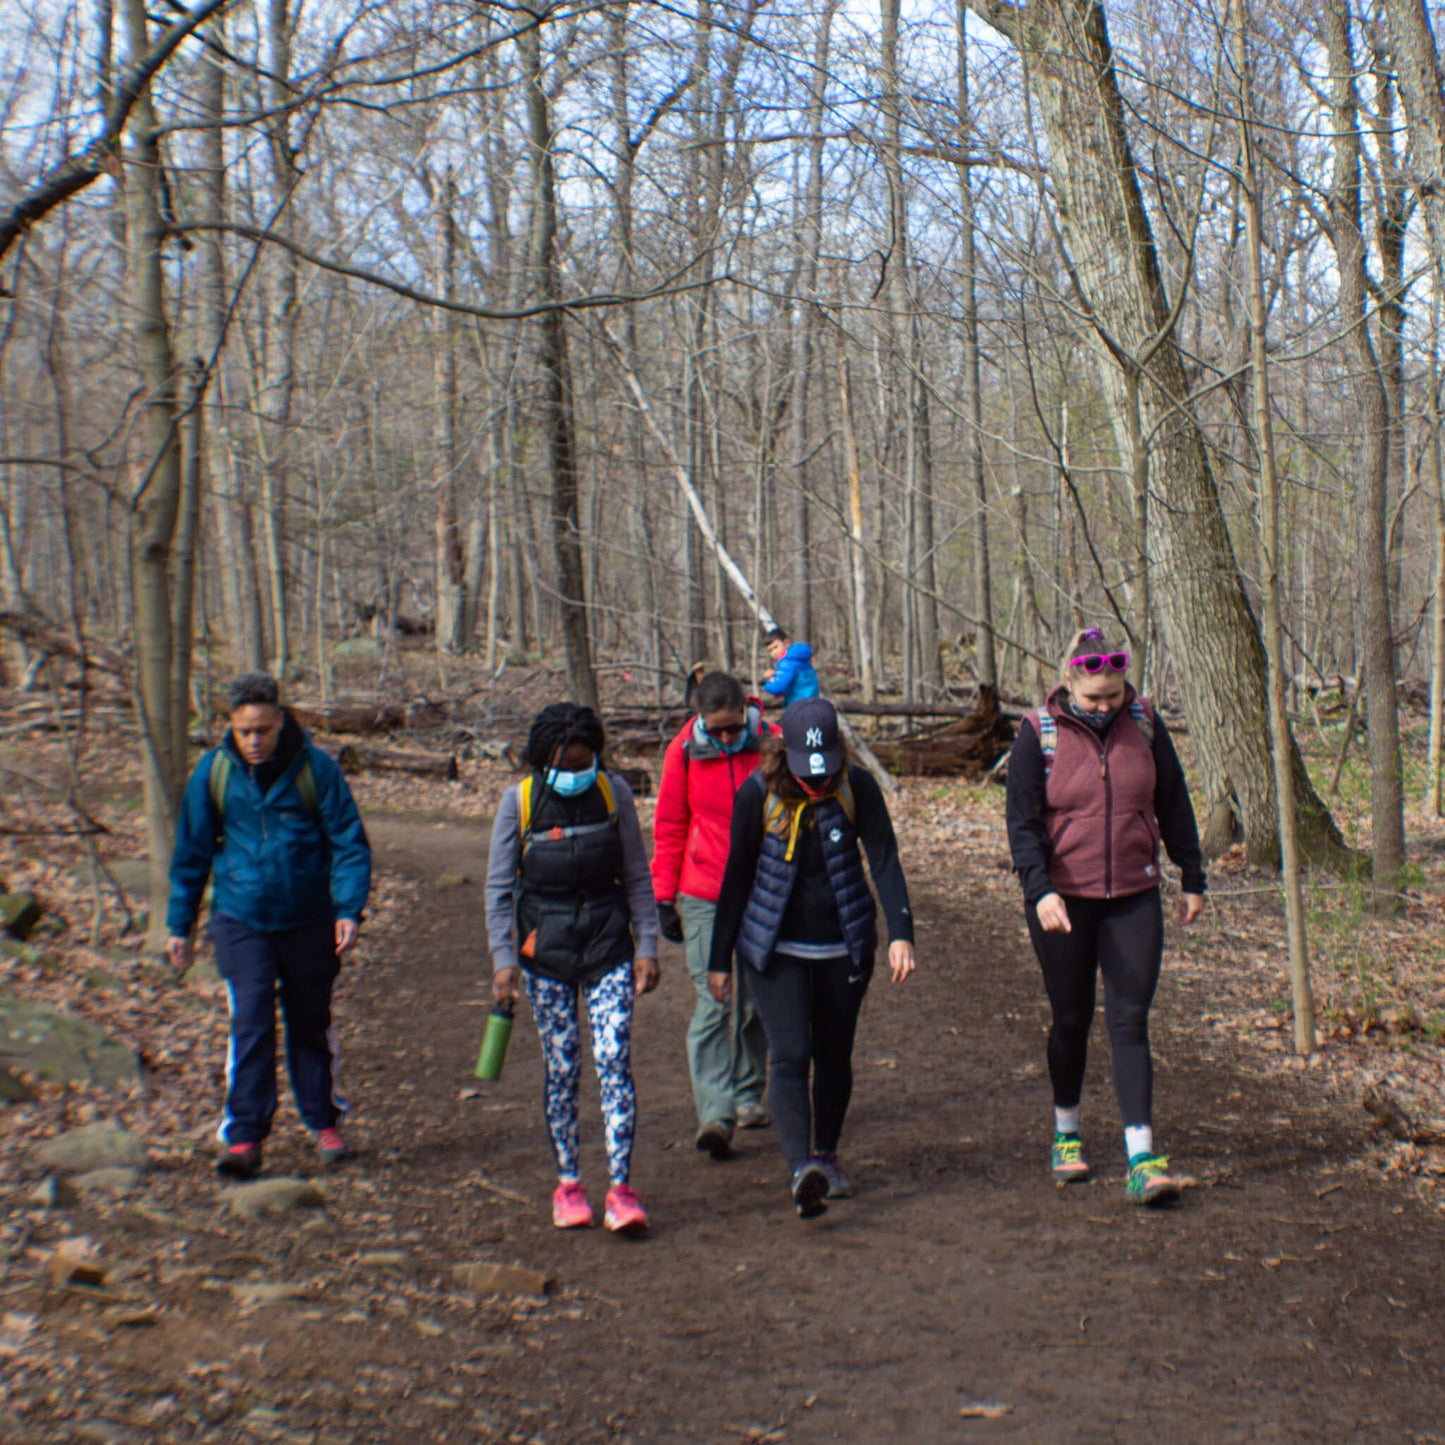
[762, 642, 820, 707]
[166, 721, 372, 936]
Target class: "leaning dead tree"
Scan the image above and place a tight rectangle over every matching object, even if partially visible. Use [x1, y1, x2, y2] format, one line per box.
[967, 0, 1348, 867]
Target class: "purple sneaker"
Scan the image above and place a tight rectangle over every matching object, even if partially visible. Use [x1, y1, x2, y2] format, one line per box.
[815, 1153, 853, 1199]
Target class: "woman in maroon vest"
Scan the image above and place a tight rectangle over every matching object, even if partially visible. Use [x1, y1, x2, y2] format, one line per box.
[1006, 627, 1205, 1206]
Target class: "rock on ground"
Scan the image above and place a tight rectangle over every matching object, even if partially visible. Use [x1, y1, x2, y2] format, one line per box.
[35, 1122, 149, 1174]
[227, 1177, 326, 1221]
[0, 992, 140, 1089]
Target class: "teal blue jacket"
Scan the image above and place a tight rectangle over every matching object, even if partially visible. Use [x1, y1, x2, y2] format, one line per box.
[166, 727, 371, 936]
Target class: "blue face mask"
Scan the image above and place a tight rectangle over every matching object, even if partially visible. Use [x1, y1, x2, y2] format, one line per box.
[545, 760, 599, 797]
[1068, 700, 1119, 732]
[707, 725, 750, 755]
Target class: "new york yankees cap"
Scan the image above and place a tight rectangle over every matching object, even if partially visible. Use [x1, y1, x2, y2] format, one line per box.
[782, 696, 843, 779]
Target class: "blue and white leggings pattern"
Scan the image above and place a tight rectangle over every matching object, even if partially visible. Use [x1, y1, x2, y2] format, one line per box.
[523, 962, 637, 1186]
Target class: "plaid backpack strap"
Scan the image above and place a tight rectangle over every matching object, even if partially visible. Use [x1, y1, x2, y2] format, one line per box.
[1032, 709, 1058, 777]
[1129, 697, 1155, 747]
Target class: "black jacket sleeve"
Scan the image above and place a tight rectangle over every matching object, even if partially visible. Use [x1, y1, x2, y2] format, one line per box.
[850, 766, 914, 944]
[1005, 722, 1055, 905]
[707, 775, 766, 973]
[1151, 715, 1206, 894]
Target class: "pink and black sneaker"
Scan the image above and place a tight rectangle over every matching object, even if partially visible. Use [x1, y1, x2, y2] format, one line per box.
[552, 1181, 594, 1229]
[317, 1128, 349, 1166]
[603, 1184, 649, 1235]
[217, 1142, 262, 1180]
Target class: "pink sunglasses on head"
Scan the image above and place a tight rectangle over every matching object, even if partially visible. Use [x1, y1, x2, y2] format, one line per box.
[1069, 650, 1130, 673]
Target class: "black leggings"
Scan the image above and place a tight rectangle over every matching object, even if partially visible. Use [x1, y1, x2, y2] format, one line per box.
[1025, 889, 1163, 1127]
[746, 952, 871, 1172]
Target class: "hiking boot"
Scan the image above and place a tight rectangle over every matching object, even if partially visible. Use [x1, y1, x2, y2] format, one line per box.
[1051, 1133, 1092, 1184]
[791, 1162, 829, 1219]
[603, 1184, 649, 1235]
[695, 1120, 734, 1159]
[1126, 1153, 1181, 1208]
[815, 1152, 853, 1199]
[317, 1128, 349, 1167]
[216, 1142, 262, 1180]
[552, 1181, 594, 1229]
[736, 1103, 771, 1130]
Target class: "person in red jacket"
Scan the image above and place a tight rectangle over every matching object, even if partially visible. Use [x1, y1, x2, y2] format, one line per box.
[653, 671, 774, 1158]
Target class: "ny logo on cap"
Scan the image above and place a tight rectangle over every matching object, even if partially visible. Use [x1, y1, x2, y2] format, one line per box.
[805, 726, 824, 748]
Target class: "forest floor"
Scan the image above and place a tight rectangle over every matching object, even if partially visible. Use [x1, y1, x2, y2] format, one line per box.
[2, 721, 1445, 1442]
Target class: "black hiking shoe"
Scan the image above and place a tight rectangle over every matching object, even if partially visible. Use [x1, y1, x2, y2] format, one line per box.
[791, 1162, 829, 1219]
[217, 1142, 262, 1180]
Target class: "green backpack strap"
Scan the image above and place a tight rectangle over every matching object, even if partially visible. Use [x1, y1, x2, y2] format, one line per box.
[207, 747, 319, 824]
[208, 750, 233, 820]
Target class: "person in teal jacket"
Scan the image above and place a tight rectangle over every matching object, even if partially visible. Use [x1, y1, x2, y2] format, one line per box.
[762, 627, 820, 707]
[166, 672, 371, 1179]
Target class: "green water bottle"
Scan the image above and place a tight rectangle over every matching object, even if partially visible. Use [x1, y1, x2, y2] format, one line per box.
[474, 1000, 515, 1081]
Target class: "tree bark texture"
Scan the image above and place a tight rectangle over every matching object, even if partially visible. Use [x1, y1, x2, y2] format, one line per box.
[522, 14, 598, 712]
[1320, 2, 1405, 909]
[971, 0, 1345, 866]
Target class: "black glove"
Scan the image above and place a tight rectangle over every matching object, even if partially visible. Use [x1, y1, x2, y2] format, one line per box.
[658, 901, 684, 944]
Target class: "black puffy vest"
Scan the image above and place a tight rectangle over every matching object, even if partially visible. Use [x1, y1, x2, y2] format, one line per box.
[516, 774, 633, 985]
[736, 778, 877, 971]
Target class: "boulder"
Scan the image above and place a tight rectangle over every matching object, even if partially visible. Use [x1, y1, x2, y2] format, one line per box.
[450, 1260, 552, 1298]
[0, 893, 41, 940]
[73, 1167, 142, 1196]
[355, 1250, 417, 1277]
[35, 1122, 149, 1174]
[228, 1177, 326, 1221]
[1, 994, 140, 1089]
[106, 860, 153, 901]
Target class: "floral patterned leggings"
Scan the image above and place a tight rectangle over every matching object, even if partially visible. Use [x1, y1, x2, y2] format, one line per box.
[523, 962, 637, 1185]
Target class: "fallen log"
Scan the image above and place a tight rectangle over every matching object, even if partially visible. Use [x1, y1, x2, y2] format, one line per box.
[337, 744, 458, 780]
[872, 685, 1015, 779]
[291, 703, 406, 735]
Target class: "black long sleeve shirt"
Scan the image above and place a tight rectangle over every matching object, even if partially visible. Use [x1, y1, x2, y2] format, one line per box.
[1006, 711, 1207, 905]
[709, 765, 914, 972]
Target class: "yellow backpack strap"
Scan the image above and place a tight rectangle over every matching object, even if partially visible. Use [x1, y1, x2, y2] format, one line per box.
[764, 790, 808, 862]
[837, 774, 856, 827]
[518, 775, 534, 841]
[596, 770, 617, 818]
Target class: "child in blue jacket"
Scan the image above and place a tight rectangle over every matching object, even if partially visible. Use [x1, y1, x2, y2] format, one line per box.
[167, 672, 371, 1179]
[762, 627, 820, 707]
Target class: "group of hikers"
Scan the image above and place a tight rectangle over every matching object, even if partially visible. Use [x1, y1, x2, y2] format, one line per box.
[165, 620, 1206, 1232]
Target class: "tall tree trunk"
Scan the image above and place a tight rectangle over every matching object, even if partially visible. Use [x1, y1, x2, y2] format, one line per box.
[1428, 276, 1445, 816]
[968, 0, 1346, 866]
[1237, 0, 1315, 1053]
[1319, 1, 1405, 911]
[197, 25, 263, 673]
[121, 0, 186, 948]
[788, 0, 839, 642]
[521, 12, 598, 710]
[433, 174, 469, 654]
[956, 12, 997, 688]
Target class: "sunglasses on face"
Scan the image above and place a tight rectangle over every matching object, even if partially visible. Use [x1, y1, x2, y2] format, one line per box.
[1069, 651, 1130, 673]
[707, 723, 746, 740]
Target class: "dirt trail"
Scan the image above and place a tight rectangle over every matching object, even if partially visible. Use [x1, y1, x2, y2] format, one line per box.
[351, 815, 1445, 1443]
[11, 812, 1442, 1445]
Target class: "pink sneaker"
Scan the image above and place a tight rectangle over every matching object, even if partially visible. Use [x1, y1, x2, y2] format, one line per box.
[603, 1184, 649, 1235]
[552, 1180, 594, 1229]
[317, 1128, 348, 1166]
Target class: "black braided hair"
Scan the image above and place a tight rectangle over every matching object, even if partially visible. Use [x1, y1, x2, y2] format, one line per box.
[524, 702, 606, 772]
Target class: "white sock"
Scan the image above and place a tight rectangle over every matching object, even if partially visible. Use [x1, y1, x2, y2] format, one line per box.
[1124, 1125, 1153, 1162]
[1054, 1106, 1080, 1136]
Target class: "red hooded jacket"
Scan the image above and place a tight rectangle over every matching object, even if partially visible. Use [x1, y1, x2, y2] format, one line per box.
[652, 703, 775, 905]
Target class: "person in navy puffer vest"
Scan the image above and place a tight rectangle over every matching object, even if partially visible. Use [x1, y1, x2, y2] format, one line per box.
[707, 698, 915, 1220]
[1006, 626, 1205, 1210]
[167, 671, 371, 1180]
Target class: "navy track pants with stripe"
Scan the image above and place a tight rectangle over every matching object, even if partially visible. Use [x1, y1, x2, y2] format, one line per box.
[209, 913, 344, 1145]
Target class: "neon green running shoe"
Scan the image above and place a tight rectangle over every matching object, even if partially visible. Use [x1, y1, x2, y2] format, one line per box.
[1051, 1133, 1091, 1184]
[1126, 1153, 1180, 1207]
